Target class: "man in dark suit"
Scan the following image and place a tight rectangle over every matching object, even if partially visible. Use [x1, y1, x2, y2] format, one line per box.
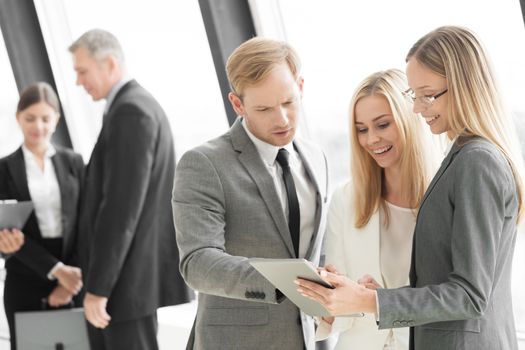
[69, 29, 192, 350]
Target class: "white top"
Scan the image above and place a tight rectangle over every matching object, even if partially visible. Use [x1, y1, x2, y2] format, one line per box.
[379, 202, 416, 289]
[22, 145, 63, 239]
[316, 183, 410, 350]
[242, 120, 317, 258]
[379, 202, 416, 350]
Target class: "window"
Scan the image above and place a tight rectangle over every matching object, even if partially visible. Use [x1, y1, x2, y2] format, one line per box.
[34, 0, 228, 161]
[0, 27, 22, 158]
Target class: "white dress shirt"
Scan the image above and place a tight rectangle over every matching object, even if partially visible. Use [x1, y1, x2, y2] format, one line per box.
[22, 145, 64, 279]
[22, 145, 63, 239]
[242, 120, 317, 258]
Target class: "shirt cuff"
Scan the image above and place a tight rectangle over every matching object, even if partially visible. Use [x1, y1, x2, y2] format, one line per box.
[375, 291, 380, 322]
[47, 261, 64, 280]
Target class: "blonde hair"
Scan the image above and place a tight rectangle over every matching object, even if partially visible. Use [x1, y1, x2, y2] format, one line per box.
[407, 26, 525, 221]
[350, 69, 433, 228]
[226, 37, 301, 98]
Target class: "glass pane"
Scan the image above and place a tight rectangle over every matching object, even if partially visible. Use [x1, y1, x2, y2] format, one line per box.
[0, 28, 22, 158]
[279, 0, 525, 186]
[56, 0, 228, 159]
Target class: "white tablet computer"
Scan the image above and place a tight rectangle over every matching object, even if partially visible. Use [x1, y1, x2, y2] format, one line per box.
[249, 258, 364, 317]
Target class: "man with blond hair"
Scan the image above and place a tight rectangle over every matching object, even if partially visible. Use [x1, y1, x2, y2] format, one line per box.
[173, 37, 329, 349]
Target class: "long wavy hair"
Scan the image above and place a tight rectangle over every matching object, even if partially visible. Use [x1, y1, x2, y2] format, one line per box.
[349, 69, 434, 228]
[407, 26, 525, 221]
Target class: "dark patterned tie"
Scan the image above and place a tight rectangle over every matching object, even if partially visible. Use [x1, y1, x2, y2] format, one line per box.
[276, 148, 300, 258]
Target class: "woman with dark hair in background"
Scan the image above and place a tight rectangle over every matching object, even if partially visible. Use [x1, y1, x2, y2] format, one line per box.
[0, 82, 84, 350]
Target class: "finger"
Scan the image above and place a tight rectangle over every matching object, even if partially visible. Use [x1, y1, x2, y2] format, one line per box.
[362, 282, 377, 290]
[324, 264, 339, 274]
[87, 305, 104, 328]
[92, 303, 110, 328]
[3, 237, 16, 252]
[86, 310, 99, 327]
[72, 284, 82, 295]
[295, 278, 331, 304]
[48, 297, 57, 307]
[73, 267, 82, 277]
[357, 277, 371, 285]
[14, 232, 24, 244]
[73, 281, 83, 294]
[358, 274, 374, 283]
[319, 270, 346, 285]
[95, 312, 110, 329]
[83, 300, 95, 325]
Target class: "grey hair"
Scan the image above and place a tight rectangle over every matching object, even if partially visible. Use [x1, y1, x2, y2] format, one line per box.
[69, 29, 125, 66]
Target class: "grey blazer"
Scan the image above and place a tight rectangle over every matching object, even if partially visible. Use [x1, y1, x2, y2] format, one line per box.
[377, 137, 519, 350]
[173, 118, 329, 350]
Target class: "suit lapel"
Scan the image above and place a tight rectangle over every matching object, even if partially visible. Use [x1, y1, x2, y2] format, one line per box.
[410, 138, 463, 285]
[418, 139, 462, 210]
[231, 120, 296, 258]
[51, 151, 71, 251]
[6, 148, 31, 201]
[103, 80, 136, 123]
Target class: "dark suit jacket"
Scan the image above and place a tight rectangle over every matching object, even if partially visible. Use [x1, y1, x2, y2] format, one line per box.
[0, 146, 84, 277]
[78, 80, 192, 323]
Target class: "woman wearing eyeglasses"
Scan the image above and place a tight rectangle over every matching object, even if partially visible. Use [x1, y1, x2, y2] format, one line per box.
[297, 26, 524, 350]
[315, 69, 438, 350]
[0, 82, 84, 350]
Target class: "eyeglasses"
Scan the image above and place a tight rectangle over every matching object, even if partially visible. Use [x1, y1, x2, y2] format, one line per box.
[403, 88, 448, 108]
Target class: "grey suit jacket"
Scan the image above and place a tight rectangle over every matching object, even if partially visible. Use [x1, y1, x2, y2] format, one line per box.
[377, 137, 519, 350]
[173, 118, 329, 350]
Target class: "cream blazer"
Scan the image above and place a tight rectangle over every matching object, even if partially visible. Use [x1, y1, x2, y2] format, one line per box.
[317, 182, 409, 350]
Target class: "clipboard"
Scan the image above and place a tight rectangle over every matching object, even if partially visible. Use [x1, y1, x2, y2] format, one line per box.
[0, 201, 33, 230]
[249, 258, 364, 317]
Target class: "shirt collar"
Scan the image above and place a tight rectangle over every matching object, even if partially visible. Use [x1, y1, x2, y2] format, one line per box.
[241, 118, 294, 166]
[21, 143, 56, 160]
[104, 76, 133, 114]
